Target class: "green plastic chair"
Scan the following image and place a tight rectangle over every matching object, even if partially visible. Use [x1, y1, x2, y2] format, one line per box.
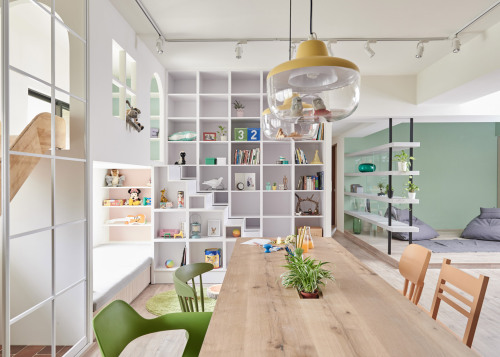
[93, 300, 212, 357]
[174, 263, 213, 312]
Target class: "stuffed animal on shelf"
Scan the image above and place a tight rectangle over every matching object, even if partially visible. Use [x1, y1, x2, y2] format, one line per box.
[105, 169, 125, 187]
[126, 100, 144, 132]
[175, 151, 186, 165]
[127, 188, 142, 206]
[312, 97, 331, 118]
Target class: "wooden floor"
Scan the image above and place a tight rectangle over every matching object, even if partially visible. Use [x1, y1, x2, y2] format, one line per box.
[82, 233, 500, 357]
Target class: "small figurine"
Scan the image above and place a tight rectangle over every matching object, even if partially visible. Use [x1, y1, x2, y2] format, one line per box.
[275, 128, 286, 140]
[283, 175, 288, 190]
[175, 151, 186, 165]
[177, 191, 184, 208]
[290, 96, 303, 117]
[160, 189, 168, 202]
[202, 177, 224, 190]
[105, 169, 125, 187]
[127, 188, 141, 206]
[312, 97, 331, 118]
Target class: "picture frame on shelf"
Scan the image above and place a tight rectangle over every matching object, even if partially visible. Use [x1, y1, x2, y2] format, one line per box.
[203, 132, 217, 141]
[208, 220, 221, 237]
[234, 173, 256, 191]
[245, 173, 256, 190]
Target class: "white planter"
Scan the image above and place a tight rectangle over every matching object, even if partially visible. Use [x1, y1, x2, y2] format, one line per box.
[220, 135, 228, 141]
[408, 192, 416, 199]
[236, 109, 244, 117]
[398, 161, 408, 172]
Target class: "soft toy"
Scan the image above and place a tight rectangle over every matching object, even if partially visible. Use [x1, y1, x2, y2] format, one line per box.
[127, 188, 142, 206]
[175, 151, 186, 165]
[105, 169, 125, 187]
[126, 100, 144, 132]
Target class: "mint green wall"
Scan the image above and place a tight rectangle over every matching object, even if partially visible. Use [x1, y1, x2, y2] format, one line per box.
[345, 123, 497, 230]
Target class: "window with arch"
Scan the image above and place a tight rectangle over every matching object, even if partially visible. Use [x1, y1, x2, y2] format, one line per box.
[150, 73, 164, 161]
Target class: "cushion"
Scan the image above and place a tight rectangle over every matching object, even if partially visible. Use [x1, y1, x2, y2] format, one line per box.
[168, 131, 196, 141]
[385, 208, 439, 241]
[479, 207, 500, 219]
[462, 216, 500, 241]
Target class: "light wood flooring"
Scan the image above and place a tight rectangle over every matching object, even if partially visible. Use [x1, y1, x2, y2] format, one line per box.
[82, 233, 500, 357]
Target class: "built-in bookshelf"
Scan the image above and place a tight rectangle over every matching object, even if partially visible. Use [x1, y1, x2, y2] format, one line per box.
[154, 70, 332, 283]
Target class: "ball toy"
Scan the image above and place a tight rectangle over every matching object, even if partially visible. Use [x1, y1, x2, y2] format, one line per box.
[165, 259, 174, 268]
[232, 228, 241, 237]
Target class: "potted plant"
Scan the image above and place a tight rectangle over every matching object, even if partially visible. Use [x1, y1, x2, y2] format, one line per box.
[281, 248, 335, 299]
[385, 184, 394, 198]
[405, 180, 419, 199]
[393, 150, 415, 172]
[377, 182, 385, 196]
[272, 182, 277, 190]
[233, 100, 245, 117]
[217, 125, 227, 141]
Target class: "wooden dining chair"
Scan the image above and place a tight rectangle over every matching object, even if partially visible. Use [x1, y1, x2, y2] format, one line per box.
[174, 263, 213, 312]
[429, 258, 489, 348]
[398, 243, 431, 304]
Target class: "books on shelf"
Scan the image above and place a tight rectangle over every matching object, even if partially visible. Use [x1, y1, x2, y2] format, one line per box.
[316, 123, 325, 140]
[180, 245, 187, 266]
[295, 148, 308, 164]
[297, 171, 324, 190]
[234, 148, 260, 165]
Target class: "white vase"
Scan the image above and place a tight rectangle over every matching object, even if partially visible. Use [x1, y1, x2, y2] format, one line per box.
[236, 109, 244, 117]
[408, 192, 416, 199]
[220, 135, 228, 141]
[398, 161, 408, 171]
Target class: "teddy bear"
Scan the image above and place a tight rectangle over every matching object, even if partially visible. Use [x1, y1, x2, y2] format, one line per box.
[126, 100, 144, 132]
[105, 169, 125, 187]
[127, 188, 142, 206]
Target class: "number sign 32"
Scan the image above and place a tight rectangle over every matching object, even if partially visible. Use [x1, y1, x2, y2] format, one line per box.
[234, 128, 260, 141]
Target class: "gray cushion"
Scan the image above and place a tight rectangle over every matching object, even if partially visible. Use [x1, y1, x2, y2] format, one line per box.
[479, 207, 500, 219]
[462, 216, 500, 241]
[385, 208, 439, 241]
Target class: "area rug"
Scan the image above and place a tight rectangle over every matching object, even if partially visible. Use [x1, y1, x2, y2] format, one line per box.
[145, 288, 216, 316]
[417, 239, 500, 253]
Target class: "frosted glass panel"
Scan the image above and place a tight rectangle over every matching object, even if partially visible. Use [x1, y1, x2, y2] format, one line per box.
[56, 283, 86, 348]
[55, 222, 85, 292]
[11, 303, 52, 346]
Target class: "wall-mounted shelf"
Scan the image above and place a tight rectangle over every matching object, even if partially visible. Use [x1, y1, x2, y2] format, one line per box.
[345, 171, 420, 177]
[345, 142, 421, 157]
[345, 211, 419, 233]
[344, 192, 419, 204]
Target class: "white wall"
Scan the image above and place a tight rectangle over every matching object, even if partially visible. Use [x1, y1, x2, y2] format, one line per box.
[89, 0, 166, 166]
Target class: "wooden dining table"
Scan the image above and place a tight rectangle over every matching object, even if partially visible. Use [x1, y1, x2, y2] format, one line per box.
[199, 237, 477, 356]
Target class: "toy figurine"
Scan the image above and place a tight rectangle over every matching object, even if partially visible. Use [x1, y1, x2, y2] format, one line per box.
[203, 177, 224, 190]
[177, 191, 184, 208]
[175, 151, 186, 165]
[283, 175, 288, 190]
[105, 169, 125, 187]
[160, 189, 168, 202]
[312, 97, 331, 118]
[127, 188, 141, 206]
[126, 100, 144, 132]
[290, 96, 303, 117]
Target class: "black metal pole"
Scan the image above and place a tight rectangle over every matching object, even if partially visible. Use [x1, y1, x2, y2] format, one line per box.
[388, 118, 393, 255]
[409, 118, 414, 244]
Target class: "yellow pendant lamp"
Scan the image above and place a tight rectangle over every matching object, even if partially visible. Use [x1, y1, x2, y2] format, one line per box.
[267, 1, 360, 122]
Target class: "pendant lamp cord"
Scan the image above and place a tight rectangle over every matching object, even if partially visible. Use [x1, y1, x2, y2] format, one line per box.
[309, 0, 313, 35]
[289, 0, 292, 60]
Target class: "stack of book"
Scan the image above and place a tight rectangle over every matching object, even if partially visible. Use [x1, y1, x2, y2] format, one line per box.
[295, 148, 308, 164]
[297, 171, 324, 190]
[234, 148, 260, 165]
[315, 123, 325, 140]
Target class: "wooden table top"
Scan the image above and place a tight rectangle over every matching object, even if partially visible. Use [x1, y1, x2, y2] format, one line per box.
[200, 237, 477, 357]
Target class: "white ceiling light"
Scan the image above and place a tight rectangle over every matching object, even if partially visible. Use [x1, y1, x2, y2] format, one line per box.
[156, 36, 164, 54]
[235, 41, 246, 59]
[364, 40, 376, 58]
[452, 36, 461, 53]
[415, 41, 425, 58]
[326, 40, 337, 56]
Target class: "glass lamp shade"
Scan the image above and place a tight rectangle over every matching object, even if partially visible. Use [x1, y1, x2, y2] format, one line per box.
[263, 108, 320, 141]
[267, 39, 360, 122]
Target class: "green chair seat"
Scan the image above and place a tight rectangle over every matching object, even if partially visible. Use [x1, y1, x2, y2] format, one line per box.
[93, 300, 211, 357]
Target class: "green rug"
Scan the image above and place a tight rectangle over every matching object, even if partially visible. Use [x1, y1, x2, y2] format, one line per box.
[145, 288, 216, 316]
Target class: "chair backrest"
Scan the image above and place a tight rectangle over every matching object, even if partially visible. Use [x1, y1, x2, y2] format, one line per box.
[174, 263, 213, 312]
[430, 258, 489, 348]
[93, 300, 212, 357]
[398, 244, 431, 304]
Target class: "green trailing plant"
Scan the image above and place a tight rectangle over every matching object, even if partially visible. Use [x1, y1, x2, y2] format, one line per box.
[405, 180, 419, 193]
[393, 150, 415, 170]
[281, 247, 335, 294]
[232, 100, 245, 109]
[217, 125, 227, 137]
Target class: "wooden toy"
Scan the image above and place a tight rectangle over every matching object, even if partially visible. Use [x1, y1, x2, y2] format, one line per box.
[108, 214, 146, 225]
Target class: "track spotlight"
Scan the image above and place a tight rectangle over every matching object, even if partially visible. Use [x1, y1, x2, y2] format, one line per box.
[156, 36, 164, 54]
[326, 40, 337, 56]
[452, 36, 461, 53]
[235, 41, 247, 59]
[364, 40, 376, 58]
[415, 41, 425, 58]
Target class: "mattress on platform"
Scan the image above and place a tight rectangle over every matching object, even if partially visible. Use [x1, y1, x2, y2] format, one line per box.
[93, 243, 152, 311]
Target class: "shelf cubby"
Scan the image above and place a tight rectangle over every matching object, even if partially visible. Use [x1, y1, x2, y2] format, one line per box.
[167, 118, 196, 136]
[189, 242, 223, 267]
[231, 94, 260, 118]
[264, 192, 292, 216]
[167, 143, 197, 165]
[199, 142, 229, 165]
[263, 217, 292, 237]
[262, 142, 293, 164]
[213, 191, 229, 205]
[198, 166, 229, 191]
[231, 192, 260, 217]
[200, 94, 229, 117]
[168, 72, 197, 94]
[168, 95, 197, 117]
[245, 217, 261, 231]
[263, 165, 291, 189]
[232, 166, 261, 190]
[200, 72, 229, 94]
[231, 71, 260, 93]
[154, 241, 187, 271]
[199, 118, 229, 139]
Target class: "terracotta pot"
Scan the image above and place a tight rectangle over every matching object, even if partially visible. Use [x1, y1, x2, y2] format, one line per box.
[299, 290, 319, 299]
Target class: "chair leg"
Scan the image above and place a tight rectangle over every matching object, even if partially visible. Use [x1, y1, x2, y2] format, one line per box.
[200, 275, 205, 313]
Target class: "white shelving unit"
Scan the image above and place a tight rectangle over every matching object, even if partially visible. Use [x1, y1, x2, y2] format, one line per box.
[93, 162, 153, 248]
[344, 118, 420, 254]
[152, 70, 332, 283]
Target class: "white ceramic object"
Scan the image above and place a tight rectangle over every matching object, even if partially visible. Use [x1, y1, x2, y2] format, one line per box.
[398, 161, 408, 171]
[408, 192, 416, 199]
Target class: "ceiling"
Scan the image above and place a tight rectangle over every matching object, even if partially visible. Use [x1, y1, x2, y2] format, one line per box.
[110, 0, 500, 75]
